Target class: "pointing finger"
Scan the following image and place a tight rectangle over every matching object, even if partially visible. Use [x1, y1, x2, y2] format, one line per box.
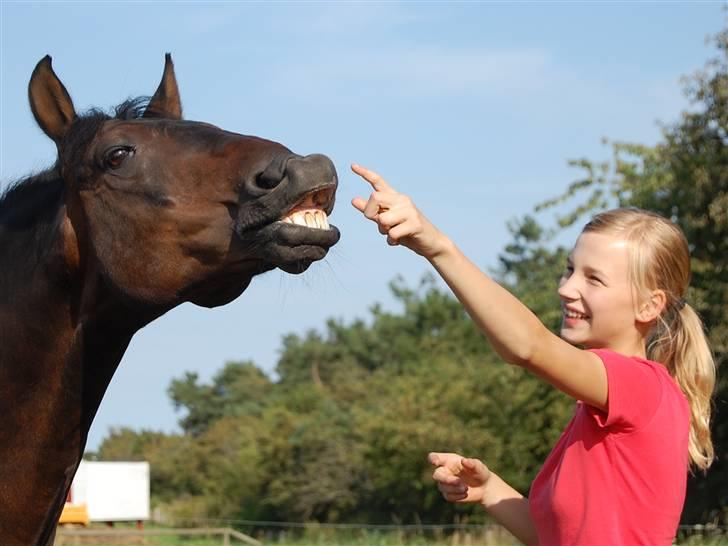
[351, 163, 394, 192]
[428, 452, 464, 473]
[428, 452, 443, 467]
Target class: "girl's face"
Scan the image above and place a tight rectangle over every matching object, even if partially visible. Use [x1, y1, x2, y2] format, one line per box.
[558, 231, 645, 356]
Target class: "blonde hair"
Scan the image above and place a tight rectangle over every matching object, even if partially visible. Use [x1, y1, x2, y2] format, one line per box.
[583, 208, 716, 472]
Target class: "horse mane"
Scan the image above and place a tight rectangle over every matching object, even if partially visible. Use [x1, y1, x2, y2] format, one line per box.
[0, 97, 152, 284]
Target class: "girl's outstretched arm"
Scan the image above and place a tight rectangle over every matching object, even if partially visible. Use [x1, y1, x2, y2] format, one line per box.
[351, 164, 607, 410]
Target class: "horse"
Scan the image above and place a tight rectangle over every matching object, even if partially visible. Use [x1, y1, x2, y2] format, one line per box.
[0, 54, 340, 546]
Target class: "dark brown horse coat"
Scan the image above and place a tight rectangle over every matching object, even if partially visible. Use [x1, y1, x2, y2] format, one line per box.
[0, 55, 339, 545]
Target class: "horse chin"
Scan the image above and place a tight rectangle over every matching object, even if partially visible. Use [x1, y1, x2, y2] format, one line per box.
[185, 275, 255, 308]
[276, 252, 324, 275]
[189, 292, 243, 308]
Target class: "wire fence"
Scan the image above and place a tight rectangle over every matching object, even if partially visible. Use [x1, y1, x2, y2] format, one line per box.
[168, 517, 728, 534]
[156, 518, 728, 546]
[55, 519, 728, 546]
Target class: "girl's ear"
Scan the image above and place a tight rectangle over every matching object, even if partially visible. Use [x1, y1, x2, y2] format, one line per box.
[636, 289, 667, 324]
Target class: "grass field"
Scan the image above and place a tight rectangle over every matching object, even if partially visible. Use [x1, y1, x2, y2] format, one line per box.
[54, 527, 728, 546]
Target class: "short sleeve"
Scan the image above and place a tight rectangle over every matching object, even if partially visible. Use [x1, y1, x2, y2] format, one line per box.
[585, 349, 663, 432]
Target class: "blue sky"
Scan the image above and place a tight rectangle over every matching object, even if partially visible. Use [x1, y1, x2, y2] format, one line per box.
[1, 1, 724, 451]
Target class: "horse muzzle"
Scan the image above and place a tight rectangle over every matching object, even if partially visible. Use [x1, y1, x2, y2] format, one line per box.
[234, 153, 340, 273]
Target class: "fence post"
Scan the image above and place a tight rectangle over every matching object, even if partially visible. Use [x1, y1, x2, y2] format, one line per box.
[223, 528, 230, 546]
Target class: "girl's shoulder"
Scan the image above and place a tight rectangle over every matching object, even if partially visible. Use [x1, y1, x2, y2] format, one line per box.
[589, 348, 674, 384]
[586, 348, 688, 431]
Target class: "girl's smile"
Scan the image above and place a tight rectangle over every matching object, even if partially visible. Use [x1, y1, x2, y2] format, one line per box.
[562, 306, 590, 326]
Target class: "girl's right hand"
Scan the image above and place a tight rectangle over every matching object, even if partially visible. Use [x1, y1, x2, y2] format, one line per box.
[428, 452, 492, 504]
[350, 164, 450, 259]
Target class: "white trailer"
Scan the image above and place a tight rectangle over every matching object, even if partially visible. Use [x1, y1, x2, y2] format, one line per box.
[64, 461, 150, 523]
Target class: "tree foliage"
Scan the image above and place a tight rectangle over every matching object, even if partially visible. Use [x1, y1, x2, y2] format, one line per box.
[168, 360, 272, 437]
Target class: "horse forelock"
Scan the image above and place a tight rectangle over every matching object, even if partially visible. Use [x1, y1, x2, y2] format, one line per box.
[59, 97, 151, 172]
[114, 96, 152, 119]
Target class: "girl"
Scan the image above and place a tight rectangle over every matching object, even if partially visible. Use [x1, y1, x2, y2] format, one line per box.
[350, 163, 715, 545]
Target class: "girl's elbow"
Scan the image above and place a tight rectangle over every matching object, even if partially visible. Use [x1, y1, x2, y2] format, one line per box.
[502, 343, 537, 368]
[501, 330, 547, 368]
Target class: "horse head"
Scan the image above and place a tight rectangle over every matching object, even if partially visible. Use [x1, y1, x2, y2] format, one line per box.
[28, 54, 339, 310]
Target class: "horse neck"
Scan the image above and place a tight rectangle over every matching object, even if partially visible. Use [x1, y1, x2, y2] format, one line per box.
[0, 171, 162, 438]
[0, 175, 151, 546]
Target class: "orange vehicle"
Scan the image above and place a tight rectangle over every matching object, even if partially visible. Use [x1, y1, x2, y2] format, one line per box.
[58, 490, 89, 526]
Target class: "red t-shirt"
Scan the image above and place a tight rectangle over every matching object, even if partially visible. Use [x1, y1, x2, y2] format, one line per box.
[529, 349, 690, 545]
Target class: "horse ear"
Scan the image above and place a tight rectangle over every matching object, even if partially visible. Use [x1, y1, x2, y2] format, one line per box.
[145, 53, 182, 119]
[28, 55, 76, 145]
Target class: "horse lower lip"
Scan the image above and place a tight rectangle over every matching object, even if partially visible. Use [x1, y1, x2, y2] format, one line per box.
[274, 222, 340, 247]
[237, 221, 340, 249]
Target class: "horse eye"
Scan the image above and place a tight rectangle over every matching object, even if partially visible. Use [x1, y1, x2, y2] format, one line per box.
[104, 147, 134, 170]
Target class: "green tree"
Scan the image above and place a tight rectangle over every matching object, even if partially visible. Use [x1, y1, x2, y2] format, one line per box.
[168, 360, 272, 436]
[259, 396, 367, 522]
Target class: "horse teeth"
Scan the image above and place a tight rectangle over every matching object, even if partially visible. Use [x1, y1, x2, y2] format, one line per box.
[315, 211, 329, 229]
[281, 209, 330, 229]
[305, 212, 315, 228]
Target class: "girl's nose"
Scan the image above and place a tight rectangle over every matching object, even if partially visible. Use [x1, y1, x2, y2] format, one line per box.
[558, 274, 579, 301]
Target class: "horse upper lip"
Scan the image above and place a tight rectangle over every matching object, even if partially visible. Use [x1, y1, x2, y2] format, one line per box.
[280, 184, 336, 218]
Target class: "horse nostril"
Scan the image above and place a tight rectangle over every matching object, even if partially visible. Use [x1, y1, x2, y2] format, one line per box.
[255, 171, 281, 191]
[252, 154, 291, 192]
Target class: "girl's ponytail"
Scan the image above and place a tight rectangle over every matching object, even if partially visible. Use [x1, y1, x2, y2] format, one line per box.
[649, 302, 716, 472]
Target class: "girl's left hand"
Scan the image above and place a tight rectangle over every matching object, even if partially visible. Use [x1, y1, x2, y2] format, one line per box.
[350, 164, 449, 259]
[428, 452, 492, 505]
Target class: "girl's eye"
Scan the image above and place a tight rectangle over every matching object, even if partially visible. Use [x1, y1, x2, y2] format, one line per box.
[589, 276, 604, 285]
